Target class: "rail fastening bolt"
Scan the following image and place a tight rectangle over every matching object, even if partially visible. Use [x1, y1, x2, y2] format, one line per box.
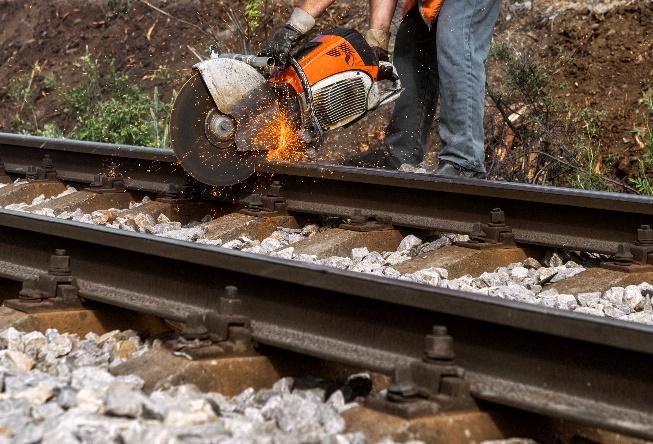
[637, 225, 653, 245]
[490, 208, 505, 225]
[424, 325, 455, 361]
[614, 243, 634, 264]
[221, 286, 241, 316]
[49, 249, 71, 275]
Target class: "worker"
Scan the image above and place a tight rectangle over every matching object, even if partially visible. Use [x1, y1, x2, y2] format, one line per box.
[260, 0, 501, 179]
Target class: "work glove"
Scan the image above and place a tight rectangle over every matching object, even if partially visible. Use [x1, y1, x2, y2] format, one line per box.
[364, 29, 397, 81]
[259, 7, 315, 68]
[364, 28, 391, 62]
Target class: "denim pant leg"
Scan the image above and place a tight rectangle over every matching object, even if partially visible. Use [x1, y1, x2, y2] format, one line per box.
[436, 0, 501, 173]
[384, 8, 439, 166]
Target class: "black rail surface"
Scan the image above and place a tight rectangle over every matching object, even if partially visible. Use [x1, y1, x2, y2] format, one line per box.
[1, 132, 652, 254]
[0, 209, 651, 438]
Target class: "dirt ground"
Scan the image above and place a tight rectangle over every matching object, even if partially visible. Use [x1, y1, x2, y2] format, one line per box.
[0, 0, 651, 185]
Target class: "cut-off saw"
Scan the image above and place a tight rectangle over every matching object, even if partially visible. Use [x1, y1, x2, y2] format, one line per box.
[170, 28, 402, 186]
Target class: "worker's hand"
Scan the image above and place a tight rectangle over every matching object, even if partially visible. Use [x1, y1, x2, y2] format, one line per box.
[364, 29, 391, 62]
[372, 46, 390, 63]
[259, 26, 304, 67]
[378, 61, 399, 81]
[259, 7, 315, 67]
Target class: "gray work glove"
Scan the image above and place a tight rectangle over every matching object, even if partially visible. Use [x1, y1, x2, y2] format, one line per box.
[365, 29, 397, 81]
[259, 8, 315, 68]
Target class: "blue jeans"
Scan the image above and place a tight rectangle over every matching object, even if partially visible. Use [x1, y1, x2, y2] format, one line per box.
[385, 0, 501, 172]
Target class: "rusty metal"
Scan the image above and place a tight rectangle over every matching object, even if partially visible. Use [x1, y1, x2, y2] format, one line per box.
[5, 249, 81, 310]
[602, 226, 653, 272]
[26, 154, 58, 182]
[256, 162, 653, 255]
[2, 133, 653, 255]
[340, 209, 393, 232]
[240, 181, 288, 216]
[87, 162, 126, 193]
[0, 209, 651, 437]
[367, 326, 473, 418]
[170, 285, 252, 358]
[457, 208, 515, 249]
[0, 132, 190, 195]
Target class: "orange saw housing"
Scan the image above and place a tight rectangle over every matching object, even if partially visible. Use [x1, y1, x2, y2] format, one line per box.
[270, 28, 380, 94]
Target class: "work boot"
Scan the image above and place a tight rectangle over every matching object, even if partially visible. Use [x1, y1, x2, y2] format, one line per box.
[435, 160, 486, 179]
[344, 149, 402, 170]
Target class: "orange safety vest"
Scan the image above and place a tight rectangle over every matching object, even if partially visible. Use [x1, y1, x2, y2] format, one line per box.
[403, 0, 444, 26]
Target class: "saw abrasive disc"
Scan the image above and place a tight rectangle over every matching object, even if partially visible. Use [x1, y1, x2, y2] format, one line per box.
[231, 83, 284, 153]
[170, 74, 263, 186]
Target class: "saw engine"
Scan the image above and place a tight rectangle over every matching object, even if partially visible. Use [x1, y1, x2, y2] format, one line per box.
[170, 28, 402, 186]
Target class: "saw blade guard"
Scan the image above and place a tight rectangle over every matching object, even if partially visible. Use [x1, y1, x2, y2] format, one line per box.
[193, 57, 268, 115]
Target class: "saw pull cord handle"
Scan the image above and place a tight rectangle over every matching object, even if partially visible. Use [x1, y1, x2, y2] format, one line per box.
[289, 58, 324, 147]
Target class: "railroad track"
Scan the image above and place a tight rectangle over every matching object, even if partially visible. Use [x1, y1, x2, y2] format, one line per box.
[0, 132, 652, 442]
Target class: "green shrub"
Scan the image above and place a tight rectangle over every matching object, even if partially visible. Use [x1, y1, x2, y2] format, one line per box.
[37, 123, 64, 138]
[244, 0, 265, 31]
[58, 54, 174, 147]
[629, 88, 653, 194]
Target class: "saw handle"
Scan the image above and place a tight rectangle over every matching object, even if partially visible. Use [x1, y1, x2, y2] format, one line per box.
[216, 53, 275, 69]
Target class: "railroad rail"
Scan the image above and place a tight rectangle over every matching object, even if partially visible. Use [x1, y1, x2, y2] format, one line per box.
[0, 132, 652, 439]
[1, 132, 652, 254]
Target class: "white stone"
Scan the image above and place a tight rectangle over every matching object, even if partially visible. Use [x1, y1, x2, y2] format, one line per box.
[555, 294, 577, 310]
[417, 236, 451, 254]
[15, 382, 55, 406]
[574, 305, 605, 317]
[603, 303, 628, 318]
[156, 213, 171, 224]
[260, 238, 283, 254]
[0, 350, 35, 372]
[384, 251, 410, 266]
[510, 266, 529, 280]
[322, 257, 352, 270]
[493, 284, 537, 303]
[397, 235, 422, 252]
[577, 292, 601, 307]
[76, 388, 104, 413]
[301, 224, 319, 236]
[222, 239, 244, 250]
[31, 194, 47, 206]
[362, 251, 384, 265]
[638, 282, 653, 296]
[350, 260, 383, 274]
[157, 226, 205, 241]
[133, 213, 156, 232]
[549, 267, 585, 283]
[624, 285, 645, 311]
[382, 267, 401, 279]
[22, 331, 47, 358]
[619, 311, 653, 325]
[164, 399, 218, 426]
[351, 247, 369, 262]
[271, 247, 294, 260]
[538, 288, 559, 298]
[152, 222, 182, 234]
[538, 295, 558, 307]
[296, 254, 318, 264]
[403, 268, 447, 286]
[288, 233, 305, 244]
[603, 287, 625, 305]
[522, 257, 542, 269]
